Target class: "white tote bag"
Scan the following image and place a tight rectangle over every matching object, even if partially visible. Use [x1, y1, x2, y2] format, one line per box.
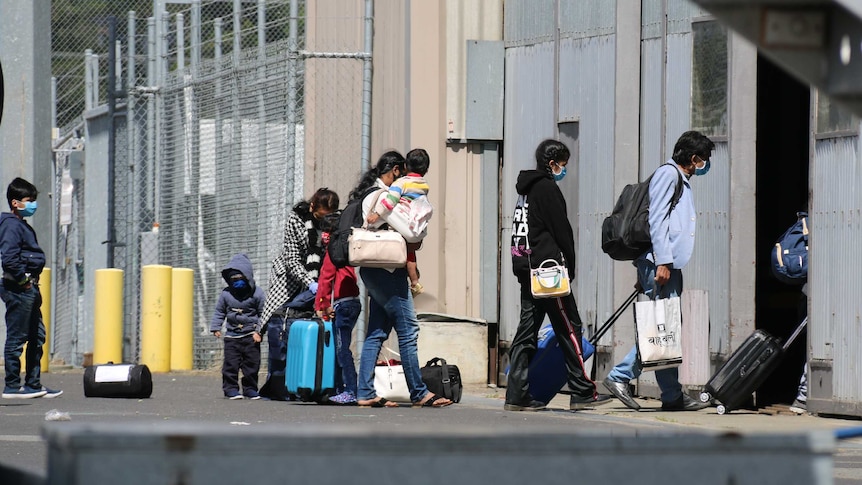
[373, 360, 411, 402]
[634, 296, 683, 371]
[382, 195, 433, 243]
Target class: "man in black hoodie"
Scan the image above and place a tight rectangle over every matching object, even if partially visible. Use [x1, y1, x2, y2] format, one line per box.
[506, 139, 611, 411]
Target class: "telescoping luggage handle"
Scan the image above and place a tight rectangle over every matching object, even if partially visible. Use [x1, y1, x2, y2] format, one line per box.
[588, 289, 638, 345]
[782, 316, 808, 352]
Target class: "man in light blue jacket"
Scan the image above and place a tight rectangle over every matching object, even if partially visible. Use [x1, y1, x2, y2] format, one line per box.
[603, 131, 715, 411]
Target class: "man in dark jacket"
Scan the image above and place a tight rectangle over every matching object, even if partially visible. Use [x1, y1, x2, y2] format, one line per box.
[506, 140, 611, 411]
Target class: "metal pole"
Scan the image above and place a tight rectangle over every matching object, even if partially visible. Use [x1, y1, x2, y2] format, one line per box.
[233, 0, 242, 63]
[258, 0, 265, 53]
[153, 0, 162, 83]
[356, 0, 375, 360]
[360, 0, 373, 173]
[191, 0, 201, 73]
[147, 18, 156, 87]
[90, 53, 100, 106]
[147, 17, 156, 220]
[84, 49, 93, 111]
[115, 41, 123, 91]
[286, 0, 298, 208]
[177, 13, 185, 71]
[107, 15, 118, 267]
[127, 10, 138, 358]
[50, 76, 57, 131]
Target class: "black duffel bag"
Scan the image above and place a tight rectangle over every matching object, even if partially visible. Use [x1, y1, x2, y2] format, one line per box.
[83, 362, 153, 398]
[420, 357, 462, 403]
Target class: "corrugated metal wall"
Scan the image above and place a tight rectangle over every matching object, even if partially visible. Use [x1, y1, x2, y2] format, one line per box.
[500, 42, 555, 342]
[500, 1, 734, 386]
[811, 135, 862, 402]
[503, 0, 554, 47]
[559, 33, 616, 334]
[685, 142, 730, 352]
[640, 0, 664, 172]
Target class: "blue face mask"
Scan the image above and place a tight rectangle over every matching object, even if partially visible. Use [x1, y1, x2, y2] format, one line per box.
[18, 201, 37, 218]
[231, 279, 248, 290]
[695, 159, 711, 176]
[553, 165, 567, 182]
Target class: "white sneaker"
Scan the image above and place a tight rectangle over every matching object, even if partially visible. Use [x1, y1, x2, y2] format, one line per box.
[789, 399, 807, 414]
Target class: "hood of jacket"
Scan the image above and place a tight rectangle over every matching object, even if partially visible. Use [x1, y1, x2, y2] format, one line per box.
[222, 253, 257, 289]
[516, 170, 551, 195]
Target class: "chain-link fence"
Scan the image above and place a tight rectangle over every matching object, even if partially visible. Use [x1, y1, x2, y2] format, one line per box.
[50, 1, 370, 370]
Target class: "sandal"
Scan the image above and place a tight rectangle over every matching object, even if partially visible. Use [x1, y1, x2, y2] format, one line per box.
[413, 393, 453, 408]
[357, 397, 398, 408]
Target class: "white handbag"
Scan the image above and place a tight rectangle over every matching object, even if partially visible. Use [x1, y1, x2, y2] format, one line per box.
[373, 348, 411, 402]
[530, 259, 571, 299]
[348, 225, 407, 268]
[635, 296, 683, 370]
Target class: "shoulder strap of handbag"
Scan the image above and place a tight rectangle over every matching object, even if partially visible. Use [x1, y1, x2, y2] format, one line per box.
[362, 188, 390, 230]
[427, 357, 452, 397]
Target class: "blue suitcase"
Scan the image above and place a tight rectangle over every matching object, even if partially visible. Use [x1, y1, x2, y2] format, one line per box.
[285, 319, 336, 403]
[523, 290, 638, 404]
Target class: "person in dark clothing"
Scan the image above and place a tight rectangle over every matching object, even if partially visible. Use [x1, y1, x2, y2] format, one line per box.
[0, 178, 61, 399]
[505, 139, 611, 411]
[210, 253, 266, 400]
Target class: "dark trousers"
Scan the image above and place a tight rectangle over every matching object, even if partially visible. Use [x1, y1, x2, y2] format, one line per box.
[506, 279, 595, 404]
[1, 283, 45, 391]
[222, 334, 261, 396]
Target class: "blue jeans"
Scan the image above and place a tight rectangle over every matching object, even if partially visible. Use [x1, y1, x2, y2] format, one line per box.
[357, 267, 427, 402]
[606, 258, 684, 403]
[333, 298, 360, 396]
[1, 283, 45, 391]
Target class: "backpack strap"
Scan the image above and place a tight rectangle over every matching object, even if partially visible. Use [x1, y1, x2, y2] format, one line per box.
[668, 165, 685, 214]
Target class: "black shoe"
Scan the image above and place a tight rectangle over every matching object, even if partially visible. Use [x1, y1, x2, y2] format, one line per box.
[661, 394, 709, 412]
[602, 378, 640, 410]
[504, 400, 547, 412]
[570, 393, 613, 411]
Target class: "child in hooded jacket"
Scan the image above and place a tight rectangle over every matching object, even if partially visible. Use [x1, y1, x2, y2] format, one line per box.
[211, 253, 266, 399]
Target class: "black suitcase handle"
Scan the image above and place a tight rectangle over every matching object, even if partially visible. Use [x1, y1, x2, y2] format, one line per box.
[589, 289, 638, 345]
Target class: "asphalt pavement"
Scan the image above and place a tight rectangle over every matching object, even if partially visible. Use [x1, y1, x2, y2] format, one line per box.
[3, 370, 862, 483]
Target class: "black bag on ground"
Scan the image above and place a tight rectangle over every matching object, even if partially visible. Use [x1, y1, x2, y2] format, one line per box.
[83, 362, 153, 398]
[330, 186, 380, 268]
[601, 164, 684, 261]
[421, 357, 462, 403]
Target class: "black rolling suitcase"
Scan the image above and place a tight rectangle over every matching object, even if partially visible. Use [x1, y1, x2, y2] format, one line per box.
[83, 362, 153, 398]
[700, 317, 807, 414]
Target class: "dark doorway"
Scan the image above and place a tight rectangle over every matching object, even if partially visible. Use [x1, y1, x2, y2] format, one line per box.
[754, 55, 810, 407]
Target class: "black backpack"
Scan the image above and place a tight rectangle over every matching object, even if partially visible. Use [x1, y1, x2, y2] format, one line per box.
[601, 164, 684, 261]
[329, 186, 380, 268]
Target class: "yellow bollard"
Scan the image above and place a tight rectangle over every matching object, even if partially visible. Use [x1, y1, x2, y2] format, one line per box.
[171, 268, 194, 371]
[140, 265, 172, 372]
[93, 268, 124, 365]
[40, 268, 51, 372]
[20, 268, 52, 373]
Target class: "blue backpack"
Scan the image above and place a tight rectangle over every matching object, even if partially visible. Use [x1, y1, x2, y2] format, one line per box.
[771, 212, 809, 285]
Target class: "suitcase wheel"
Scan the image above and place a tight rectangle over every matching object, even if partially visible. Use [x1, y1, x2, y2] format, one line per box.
[699, 392, 711, 403]
[716, 404, 727, 415]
